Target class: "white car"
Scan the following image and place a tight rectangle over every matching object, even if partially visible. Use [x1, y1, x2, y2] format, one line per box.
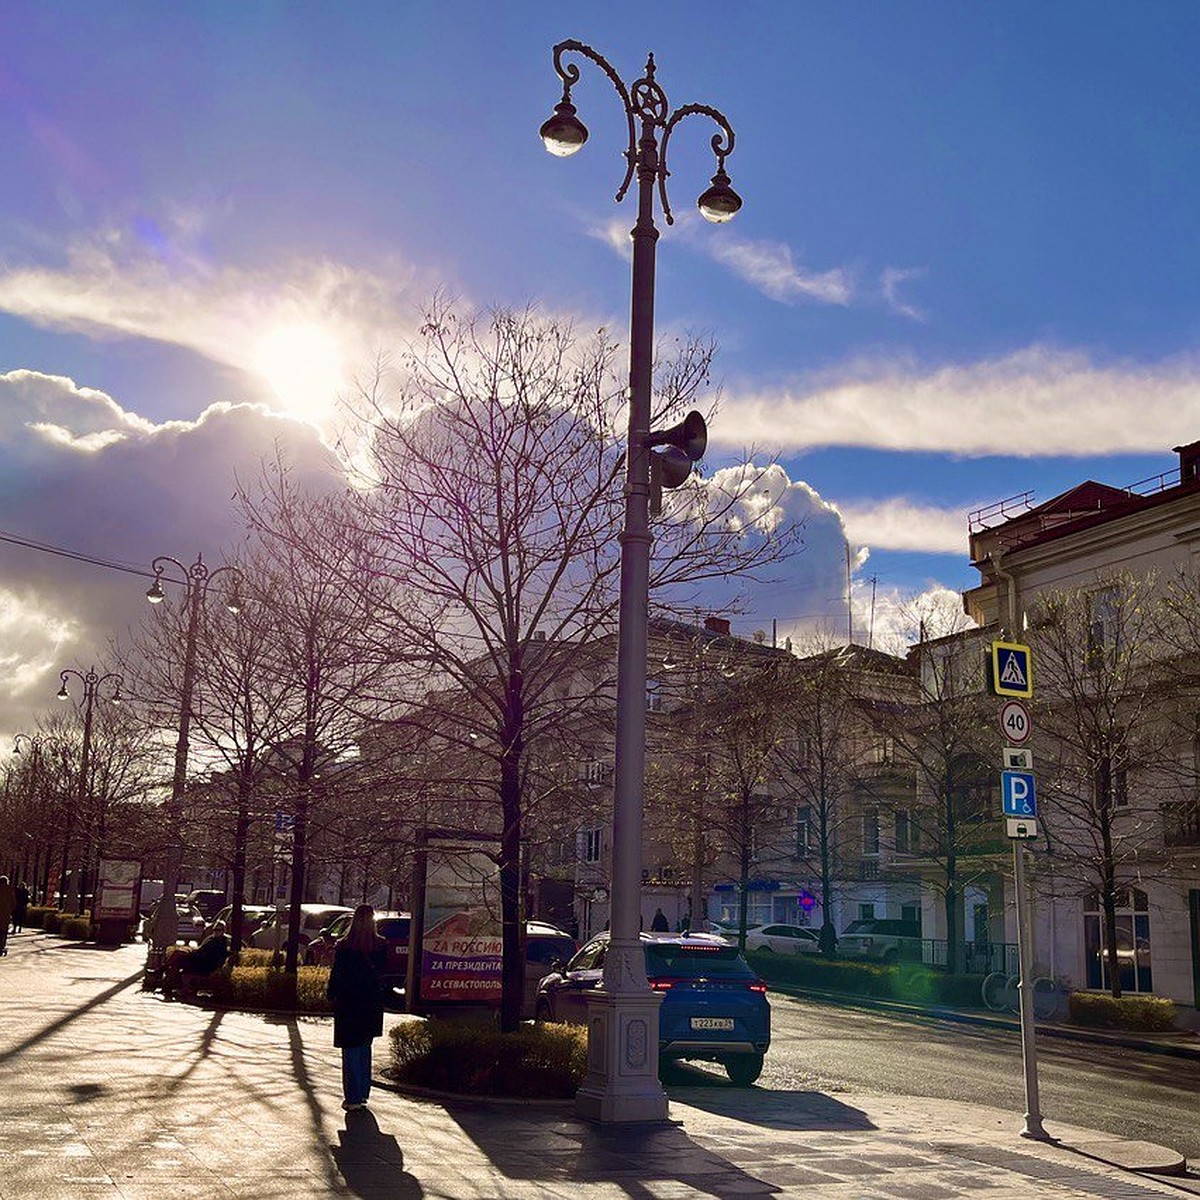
[744, 923, 821, 955]
[248, 904, 353, 952]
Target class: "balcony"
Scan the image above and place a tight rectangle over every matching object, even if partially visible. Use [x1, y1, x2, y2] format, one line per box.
[1163, 801, 1200, 848]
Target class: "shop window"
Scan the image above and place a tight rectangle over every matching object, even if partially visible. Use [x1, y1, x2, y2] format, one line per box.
[1084, 887, 1152, 993]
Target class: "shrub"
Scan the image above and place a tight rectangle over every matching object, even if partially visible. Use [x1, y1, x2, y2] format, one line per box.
[747, 949, 987, 1008]
[204, 964, 332, 1013]
[25, 906, 54, 929]
[389, 1018, 588, 1098]
[60, 916, 93, 940]
[1068, 991, 1176, 1032]
[232, 948, 275, 969]
[42, 910, 63, 934]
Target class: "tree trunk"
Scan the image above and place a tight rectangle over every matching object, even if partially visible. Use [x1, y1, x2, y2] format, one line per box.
[498, 677, 525, 1034]
[229, 771, 251, 953]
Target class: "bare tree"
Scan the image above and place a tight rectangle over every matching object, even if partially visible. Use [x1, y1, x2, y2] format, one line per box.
[861, 598, 991, 974]
[774, 640, 914, 956]
[1030, 573, 1180, 997]
[328, 301, 803, 1030]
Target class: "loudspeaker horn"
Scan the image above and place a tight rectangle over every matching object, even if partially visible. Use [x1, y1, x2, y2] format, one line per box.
[644, 410, 707, 462]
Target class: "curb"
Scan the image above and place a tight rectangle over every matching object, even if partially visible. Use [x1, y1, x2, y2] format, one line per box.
[771, 983, 1200, 1060]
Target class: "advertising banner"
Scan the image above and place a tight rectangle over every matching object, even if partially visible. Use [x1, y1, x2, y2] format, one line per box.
[95, 858, 141, 923]
[421, 837, 502, 1003]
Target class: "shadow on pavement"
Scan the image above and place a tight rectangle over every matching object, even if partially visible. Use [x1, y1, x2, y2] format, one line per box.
[283, 1014, 347, 1193]
[445, 1102, 779, 1198]
[331, 1108, 423, 1198]
[668, 1081, 876, 1133]
[0, 967, 144, 1065]
[55, 941, 127, 952]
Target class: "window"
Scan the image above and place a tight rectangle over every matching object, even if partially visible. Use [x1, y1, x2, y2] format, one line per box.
[894, 809, 911, 854]
[901, 904, 921, 930]
[1087, 587, 1120, 669]
[858, 902, 876, 921]
[794, 805, 813, 858]
[579, 759, 611, 786]
[1092, 734, 1128, 810]
[950, 754, 992, 822]
[874, 735, 895, 765]
[580, 828, 603, 863]
[862, 810, 880, 856]
[645, 680, 663, 712]
[1084, 888, 1151, 993]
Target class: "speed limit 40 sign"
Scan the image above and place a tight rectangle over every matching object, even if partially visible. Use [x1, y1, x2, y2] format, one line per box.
[1000, 699, 1031, 745]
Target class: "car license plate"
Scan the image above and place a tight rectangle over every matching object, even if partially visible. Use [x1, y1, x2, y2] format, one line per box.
[690, 1017, 734, 1031]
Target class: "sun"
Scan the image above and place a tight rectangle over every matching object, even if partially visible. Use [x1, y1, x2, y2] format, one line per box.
[253, 322, 344, 423]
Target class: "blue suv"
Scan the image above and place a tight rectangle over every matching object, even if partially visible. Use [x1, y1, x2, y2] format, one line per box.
[534, 932, 770, 1085]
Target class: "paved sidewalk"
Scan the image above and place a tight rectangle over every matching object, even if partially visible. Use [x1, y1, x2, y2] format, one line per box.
[0, 933, 1192, 1199]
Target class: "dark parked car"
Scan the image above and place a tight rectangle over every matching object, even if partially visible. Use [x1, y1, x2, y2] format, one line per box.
[838, 918, 922, 963]
[306, 910, 412, 1003]
[535, 932, 770, 1085]
[185, 890, 228, 923]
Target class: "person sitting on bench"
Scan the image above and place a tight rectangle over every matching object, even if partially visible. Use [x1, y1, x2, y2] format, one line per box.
[163, 923, 230, 995]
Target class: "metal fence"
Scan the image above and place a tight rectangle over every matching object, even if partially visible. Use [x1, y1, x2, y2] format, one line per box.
[917, 939, 1019, 975]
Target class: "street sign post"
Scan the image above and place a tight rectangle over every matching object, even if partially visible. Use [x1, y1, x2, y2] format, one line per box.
[1001, 770, 1038, 818]
[992, 640, 1033, 697]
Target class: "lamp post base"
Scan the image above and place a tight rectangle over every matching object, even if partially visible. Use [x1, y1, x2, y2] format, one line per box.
[574, 988, 669, 1124]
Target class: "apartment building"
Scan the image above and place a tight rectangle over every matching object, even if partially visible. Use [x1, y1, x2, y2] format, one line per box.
[959, 440, 1200, 1006]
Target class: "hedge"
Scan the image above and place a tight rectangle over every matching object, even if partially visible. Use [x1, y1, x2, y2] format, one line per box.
[25, 906, 54, 929]
[42, 910, 64, 933]
[1068, 991, 1176, 1032]
[389, 1018, 587, 1098]
[202, 962, 333, 1013]
[747, 949, 987, 1008]
[60, 916, 92, 940]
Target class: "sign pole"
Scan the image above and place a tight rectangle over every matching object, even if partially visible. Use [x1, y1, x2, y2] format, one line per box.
[1013, 838, 1047, 1139]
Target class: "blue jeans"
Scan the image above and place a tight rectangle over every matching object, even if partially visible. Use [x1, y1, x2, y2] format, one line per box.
[342, 1042, 372, 1104]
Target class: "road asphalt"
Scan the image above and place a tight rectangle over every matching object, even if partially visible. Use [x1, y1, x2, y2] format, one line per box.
[0, 930, 1194, 1199]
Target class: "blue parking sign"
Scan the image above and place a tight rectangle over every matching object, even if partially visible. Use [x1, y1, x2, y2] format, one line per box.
[1001, 770, 1037, 817]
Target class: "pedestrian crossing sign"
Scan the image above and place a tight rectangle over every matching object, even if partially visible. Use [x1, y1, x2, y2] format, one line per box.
[991, 640, 1033, 698]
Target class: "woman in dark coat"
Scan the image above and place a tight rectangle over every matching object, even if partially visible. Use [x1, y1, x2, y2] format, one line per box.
[326, 904, 386, 1111]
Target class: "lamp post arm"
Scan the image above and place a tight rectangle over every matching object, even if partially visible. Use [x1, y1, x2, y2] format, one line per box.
[657, 105, 737, 225]
[551, 39, 639, 202]
[149, 554, 189, 586]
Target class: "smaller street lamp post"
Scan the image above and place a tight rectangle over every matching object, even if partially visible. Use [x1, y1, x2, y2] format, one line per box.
[145, 552, 242, 957]
[13, 733, 50, 903]
[57, 666, 123, 920]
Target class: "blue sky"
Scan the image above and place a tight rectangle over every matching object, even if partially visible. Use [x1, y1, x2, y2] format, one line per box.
[3, 3, 1200, 734]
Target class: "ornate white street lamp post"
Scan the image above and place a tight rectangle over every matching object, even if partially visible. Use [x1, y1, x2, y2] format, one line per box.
[541, 41, 741, 1123]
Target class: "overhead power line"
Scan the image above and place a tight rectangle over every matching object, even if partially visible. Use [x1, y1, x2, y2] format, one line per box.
[0, 528, 156, 580]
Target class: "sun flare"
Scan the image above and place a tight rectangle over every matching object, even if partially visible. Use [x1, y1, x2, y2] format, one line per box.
[253, 322, 344, 422]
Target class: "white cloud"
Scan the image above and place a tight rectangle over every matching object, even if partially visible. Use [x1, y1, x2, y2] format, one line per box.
[702, 234, 854, 306]
[848, 581, 975, 658]
[0, 220, 433, 426]
[836, 498, 967, 554]
[588, 210, 855, 306]
[881, 266, 926, 322]
[717, 346, 1200, 457]
[0, 370, 342, 741]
